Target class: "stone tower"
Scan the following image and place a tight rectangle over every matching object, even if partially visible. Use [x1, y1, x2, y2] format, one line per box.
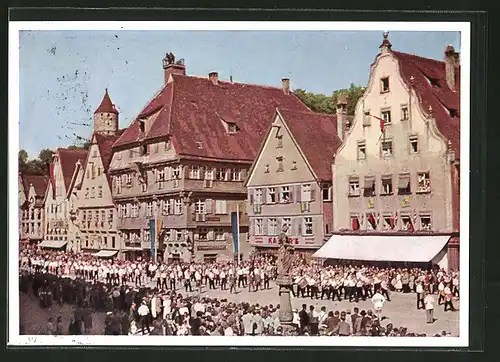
[93, 88, 119, 135]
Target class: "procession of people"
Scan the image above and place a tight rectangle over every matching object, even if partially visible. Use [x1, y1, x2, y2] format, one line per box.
[19, 244, 459, 337]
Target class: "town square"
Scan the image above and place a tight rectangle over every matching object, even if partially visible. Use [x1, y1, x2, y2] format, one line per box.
[14, 26, 463, 342]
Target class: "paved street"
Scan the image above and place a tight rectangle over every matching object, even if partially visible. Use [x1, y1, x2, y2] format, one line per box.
[20, 279, 459, 337]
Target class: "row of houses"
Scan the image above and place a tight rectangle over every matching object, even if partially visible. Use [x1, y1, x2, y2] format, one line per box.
[19, 33, 461, 268]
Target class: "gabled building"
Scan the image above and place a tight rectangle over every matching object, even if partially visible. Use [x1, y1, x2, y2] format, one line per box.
[108, 55, 310, 262]
[75, 89, 123, 257]
[43, 148, 88, 251]
[245, 108, 342, 257]
[19, 173, 49, 243]
[325, 33, 460, 270]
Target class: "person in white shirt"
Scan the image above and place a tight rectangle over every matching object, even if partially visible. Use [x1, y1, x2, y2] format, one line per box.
[137, 301, 151, 334]
[416, 282, 425, 310]
[371, 291, 386, 319]
[423, 291, 435, 323]
[443, 284, 457, 312]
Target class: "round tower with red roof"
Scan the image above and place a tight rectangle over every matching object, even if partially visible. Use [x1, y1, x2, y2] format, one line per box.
[93, 88, 119, 135]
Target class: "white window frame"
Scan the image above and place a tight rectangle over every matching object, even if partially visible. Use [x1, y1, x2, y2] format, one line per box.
[381, 110, 392, 125]
[301, 184, 312, 202]
[282, 218, 292, 236]
[409, 135, 419, 154]
[268, 218, 278, 235]
[174, 199, 182, 215]
[401, 104, 409, 121]
[146, 202, 154, 217]
[357, 141, 366, 160]
[231, 169, 241, 181]
[254, 188, 263, 205]
[215, 200, 227, 214]
[98, 186, 103, 198]
[125, 173, 132, 187]
[215, 228, 225, 241]
[195, 199, 205, 214]
[381, 77, 390, 92]
[172, 166, 180, 179]
[216, 168, 227, 181]
[157, 168, 165, 189]
[189, 166, 200, 179]
[280, 186, 291, 203]
[417, 172, 431, 193]
[382, 140, 393, 157]
[420, 214, 432, 231]
[267, 187, 276, 203]
[303, 217, 314, 236]
[116, 177, 122, 194]
[162, 199, 171, 215]
[91, 187, 95, 199]
[131, 204, 139, 218]
[205, 168, 214, 180]
[322, 183, 332, 201]
[255, 218, 264, 236]
[349, 179, 360, 196]
[381, 176, 393, 195]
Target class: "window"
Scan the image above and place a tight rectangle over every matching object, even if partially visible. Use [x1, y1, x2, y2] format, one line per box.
[382, 214, 395, 231]
[231, 169, 241, 181]
[91, 187, 95, 199]
[304, 217, 314, 235]
[174, 199, 182, 215]
[172, 166, 180, 179]
[277, 135, 283, 148]
[409, 135, 419, 154]
[398, 174, 411, 195]
[381, 77, 390, 92]
[98, 186, 103, 198]
[176, 230, 183, 241]
[363, 110, 371, 127]
[382, 140, 393, 157]
[111, 237, 116, 249]
[101, 210, 105, 226]
[255, 219, 264, 235]
[146, 202, 153, 217]
[291, 161, 297, 170]
[381, 110, 392, 125]
[215, 228, 225, 241]
[357, 141, 366, 160]
[157, 168, 165, 188]
[268, 218, 278, 235]
[160, 199, 171, 215]
[366, 213, 377, 230]
[264, 164, 270, 173]
[417, 172, 431, 193]
[401, 215, 413, 231]
[448, 108, 459, 118]
[301, 184, 312, 202]
[189, 166, 200, 179]
[116, 177, 122, 194]
[401, 105, 409, 121]
[198, 228, 208, 241]
[131, 204, 139, 218]
[254, 188, 263, 205]
[322, 183, 331, 201]
[363, 177, 376, 197]
[381, 176, 393, 195]
[203, 168, 213, 180]
[280, 186, 291, 203]
[349, 178, 360, 197]
[276, 157, 284, 172]
[267, 187, 276, 203]
[215, 168, 227, 181]
[195, 199, 205, 214]
[85, 188, 89, 199]
[427, 76, 440, 88]
[97, 167, 102, 176]
[90, 163, 95, 179]
[108, 210, 113, 224]
[141, 182, 147, 193]
[350, 214, 360, 231]
[282, 218, 292, 235]
[215, 200, 227, 214]
[165, 139, 171, 150]
[139, 120, 145, 133]
[420, 214, 432, 231]
[125, 173, 132, 187]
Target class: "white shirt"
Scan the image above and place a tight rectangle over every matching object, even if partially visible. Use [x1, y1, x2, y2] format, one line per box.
[371, 293, 385, 310]
[424, 294, 435, 310]
[138, 304, 150, 316]
[224, 327, 234, 336]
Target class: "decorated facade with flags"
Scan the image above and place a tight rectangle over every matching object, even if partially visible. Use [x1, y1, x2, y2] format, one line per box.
[245, 107, 343, 255]
[330, 32, 461, 271]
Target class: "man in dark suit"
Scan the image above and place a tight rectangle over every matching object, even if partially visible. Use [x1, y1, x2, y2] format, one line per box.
[298, 304, 309, 335]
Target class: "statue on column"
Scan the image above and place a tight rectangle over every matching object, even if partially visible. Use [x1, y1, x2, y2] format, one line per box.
[276, 226, 294, 279]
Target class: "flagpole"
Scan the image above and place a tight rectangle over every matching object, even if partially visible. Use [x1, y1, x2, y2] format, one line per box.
[236, 203, 240, 263]
[154, 201, 158, 262]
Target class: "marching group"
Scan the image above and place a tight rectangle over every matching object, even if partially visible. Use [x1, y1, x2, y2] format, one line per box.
[19, 245, 459, 336]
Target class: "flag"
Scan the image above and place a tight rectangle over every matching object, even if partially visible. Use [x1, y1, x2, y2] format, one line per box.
[231, 211, 239, 255]
[352, 218, 360, 231]
[149, 219, 155, 258]
[370, 114, 386, 134]
[409, 219, 415, 233]
[390, 216, 395, 230]
[368, 214, 377, 229]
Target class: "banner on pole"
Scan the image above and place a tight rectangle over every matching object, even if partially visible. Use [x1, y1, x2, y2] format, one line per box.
[231, 212, 239, 255]
[149, 219, 155, 258]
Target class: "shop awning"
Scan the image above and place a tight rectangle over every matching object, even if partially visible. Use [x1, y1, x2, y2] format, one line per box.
[94, 250, 118, 258]
[313, 234, 451, 262]
[398, 175, 410, 188]
[39, 239, 68, 249]
[363, 178, 375, 188]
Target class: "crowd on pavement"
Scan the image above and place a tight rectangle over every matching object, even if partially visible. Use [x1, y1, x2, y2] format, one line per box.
[19, 245, 459, 337]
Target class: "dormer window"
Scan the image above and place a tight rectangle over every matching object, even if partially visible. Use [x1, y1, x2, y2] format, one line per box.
[448, 108, 459, 118]
[139, 120, 145, 133]
[426, 76, 441, 88]
[227, 123, 238, 134]
[196, 141, 203, 149]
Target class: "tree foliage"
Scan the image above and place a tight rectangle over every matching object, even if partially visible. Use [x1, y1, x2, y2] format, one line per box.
[294, 83, 366, 116]
[19, 149, 47, 176]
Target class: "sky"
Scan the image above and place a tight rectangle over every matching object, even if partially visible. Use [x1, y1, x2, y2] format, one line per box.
[18, 30, 460, 159]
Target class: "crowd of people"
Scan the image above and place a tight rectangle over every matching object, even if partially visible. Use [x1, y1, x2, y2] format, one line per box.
[18, 245, 459, 337]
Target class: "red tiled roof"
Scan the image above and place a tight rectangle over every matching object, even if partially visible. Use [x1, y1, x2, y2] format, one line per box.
[279, 109, 341, 181]
[94, 130, 124, 187]
[57, 148, 88, 192]
[94, 89, 118, 114]
[113, 75, 310, 161]
[392, 51, 460, 159]
[21, 174, 49, 199]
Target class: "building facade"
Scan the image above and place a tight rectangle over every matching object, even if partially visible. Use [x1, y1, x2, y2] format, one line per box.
[246, 109, 342, 257]
[76, 90, 122, 257]
[19, 173, 49, 243]
[332, 33, 460, 270]
[108, 54, 310, 262]
[44, 148, 88, 251]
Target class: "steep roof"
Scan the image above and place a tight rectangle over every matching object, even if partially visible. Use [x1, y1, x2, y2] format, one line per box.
[94, 89, 118, 114]
[94, 130, 124, 187]
[21, 174, 49, 199]
[279, 109, 341, 181]
[57, 148, 88, 192]
[392, 51, 460, 159]
[113, 75, 310, 162]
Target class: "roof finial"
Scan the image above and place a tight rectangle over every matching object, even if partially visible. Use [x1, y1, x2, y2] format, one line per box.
[383, 31, 389, 39]
[379, 31, 392, 51]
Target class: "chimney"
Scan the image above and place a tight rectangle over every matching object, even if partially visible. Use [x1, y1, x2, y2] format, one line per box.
[209, 72, 219, 85]
[162, 53, 186, 84]
[336, 95, 349, 141]
[445, 45, 459, 91]
[281, 78, 290, 95]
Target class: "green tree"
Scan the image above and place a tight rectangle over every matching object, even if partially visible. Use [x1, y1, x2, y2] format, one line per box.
[18, 149, 28, 169]
[38, 148, 54, 175]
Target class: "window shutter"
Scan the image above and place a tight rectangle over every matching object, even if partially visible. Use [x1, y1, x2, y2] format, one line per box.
[183, 165, 189, 178]
[276, 187, 281, 203]
[199, 166, 205, 180]
[249, 219, 254, 236]
[263, 218, 268, 235]
[249, 189, 254, 205]
[165, 166, 170, 180]
[311, 187, 316, 201]
[295, 185, 302, 202]
[262, 189, 267, 204]
[169, 199, 174, 213]
[289, 188, 294, 203]
[297, 218, 302, 236]
[205, 199, 213, 214]
[312, 218, 317, 234]
[126, 204, 131, 218]
[241, 169, 248, 182]
[208, 230, 215, 240]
